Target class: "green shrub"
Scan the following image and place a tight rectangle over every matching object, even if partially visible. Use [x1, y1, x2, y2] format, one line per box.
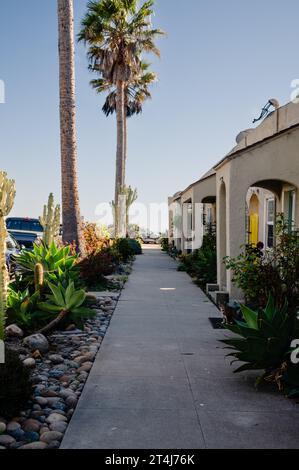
[0, 346, 33, 419]
[225, 216, 299, 310]
[127, 239, 142, 255]
[114, 238, 135, 263]
[78, 248, 117, 288]
[161, 238, 169, 252]
[178, 233, 217, 288]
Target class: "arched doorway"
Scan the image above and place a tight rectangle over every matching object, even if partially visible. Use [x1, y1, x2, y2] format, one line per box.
[248, 193, 259, 246]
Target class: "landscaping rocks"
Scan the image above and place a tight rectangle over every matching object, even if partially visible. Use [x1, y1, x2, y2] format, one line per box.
[23, 358, 36, 368]
[40, 431, 63, 444]
[0, 435, 16, 447]
[23, 334, 49, 354]
[1, 285, 123, 450]
[5, 324, 24, 338]
[19, 442, 48, 450]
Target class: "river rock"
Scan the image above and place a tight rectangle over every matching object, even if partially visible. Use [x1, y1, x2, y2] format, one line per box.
[35, 396, 48, 407]
[49, 354, 64, 364]
[5, 324, 24, 338]
[40, 431, 63, 443]
[0, 434, 16, 446]
[19, 442, 48, 449]
[22, 419, 41, 433]
[23, 334, 49, 354]
[49, 421, 68, 433]
[23, 358, 36, 368]
[46, 413, 67, 425]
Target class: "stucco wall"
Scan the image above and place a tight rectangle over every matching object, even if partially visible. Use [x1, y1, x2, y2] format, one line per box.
[217, 125, 299, 299]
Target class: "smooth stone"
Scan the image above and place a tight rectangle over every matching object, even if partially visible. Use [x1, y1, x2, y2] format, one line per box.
[65, 395, 78, 408]
[24, 431, 40, 442]
[47, 440, 61, 449]
[6, 422, 21, 433]
[0, 435, 16, 446]
[49, 422, 67, 433]
[46, 413, 67, 425]
[59, 389, 76, 399]
[53, 403, 66, 412]
[8, 429, 25, 440]
[49, 369, 65, 379]
[35, 397, 48, 407]
[78, 362, 93, 373]
[23, 358, 36, 368]
[46, 397, 61, 406]
[19, 442, 48, 449]
[40, 431, 63, 443]
[5, 324, 24, 338]
[23, 334, 49, 354]
[49, 354, 64, 364]
[22, 419, 41, 433]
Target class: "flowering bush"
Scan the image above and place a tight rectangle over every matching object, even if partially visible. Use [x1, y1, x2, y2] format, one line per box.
[83, 223, 110, 255]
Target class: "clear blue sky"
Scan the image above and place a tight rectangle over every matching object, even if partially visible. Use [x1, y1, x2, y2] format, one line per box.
[0, 0, 298, 231]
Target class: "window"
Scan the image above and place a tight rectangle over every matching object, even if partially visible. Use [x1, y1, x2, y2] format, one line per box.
[187, 203, 193, 239]
[6, 218, 43, 232]
[265, 198, 275, 248]
[287, 190, 296, 233]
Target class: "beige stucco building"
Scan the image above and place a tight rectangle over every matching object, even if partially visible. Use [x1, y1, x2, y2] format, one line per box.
[168, 99, 299, 301]
[168, 170, 216, 253]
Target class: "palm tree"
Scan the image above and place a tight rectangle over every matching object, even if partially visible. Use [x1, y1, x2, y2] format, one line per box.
[79, 0, 163, 236]
[57, 0, 85, 253]
[92, 62, 157, 178]
[111, 185, 138, 237]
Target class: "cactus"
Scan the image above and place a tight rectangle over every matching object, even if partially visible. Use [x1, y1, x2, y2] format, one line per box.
[34, 263, 44, 292]
[39, 193, 61, 246]
[0, 171, 16, 341]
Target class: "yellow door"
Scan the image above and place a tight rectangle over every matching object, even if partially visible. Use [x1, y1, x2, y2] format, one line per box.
[249, 213, 259, 246]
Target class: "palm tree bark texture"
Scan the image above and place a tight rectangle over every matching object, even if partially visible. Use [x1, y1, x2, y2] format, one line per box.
[57, 0, 85, 254]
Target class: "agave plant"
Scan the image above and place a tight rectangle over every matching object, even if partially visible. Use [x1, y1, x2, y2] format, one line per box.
[13, 241, 79, 286]
[7, 288, 39, 328]
[221, 296, 293, 373]
[38, 281, 95, 333]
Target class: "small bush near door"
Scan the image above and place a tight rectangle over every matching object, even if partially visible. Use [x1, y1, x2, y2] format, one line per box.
[178, 232, 217, 289]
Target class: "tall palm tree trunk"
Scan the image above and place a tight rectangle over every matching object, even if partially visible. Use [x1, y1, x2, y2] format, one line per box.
[57, 0, 85, 254]
[115, 80, 125, 237]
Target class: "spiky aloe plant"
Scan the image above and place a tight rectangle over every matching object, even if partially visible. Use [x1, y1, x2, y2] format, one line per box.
[220, 296, 293, 373]
[39, 193, 61, 246]
[0, 172, 16, 340]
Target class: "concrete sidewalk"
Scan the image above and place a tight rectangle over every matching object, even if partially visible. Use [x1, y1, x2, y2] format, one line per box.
[62, 247, 299, 449]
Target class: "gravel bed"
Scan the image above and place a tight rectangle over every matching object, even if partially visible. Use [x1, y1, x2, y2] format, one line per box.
[0, 290, 121, 450]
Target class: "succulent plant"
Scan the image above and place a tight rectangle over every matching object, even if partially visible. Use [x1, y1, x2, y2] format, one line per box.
[0, 172, 16, 340]
[221, 295, 293, 373]
[34, 263, 44, 292]
[39, 193, 61, 246]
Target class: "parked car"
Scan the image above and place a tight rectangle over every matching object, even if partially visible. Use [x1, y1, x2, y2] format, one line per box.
[6, 217, 43, 249]
[6, 233, 22, 273]
[142, 237, 159, 245]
